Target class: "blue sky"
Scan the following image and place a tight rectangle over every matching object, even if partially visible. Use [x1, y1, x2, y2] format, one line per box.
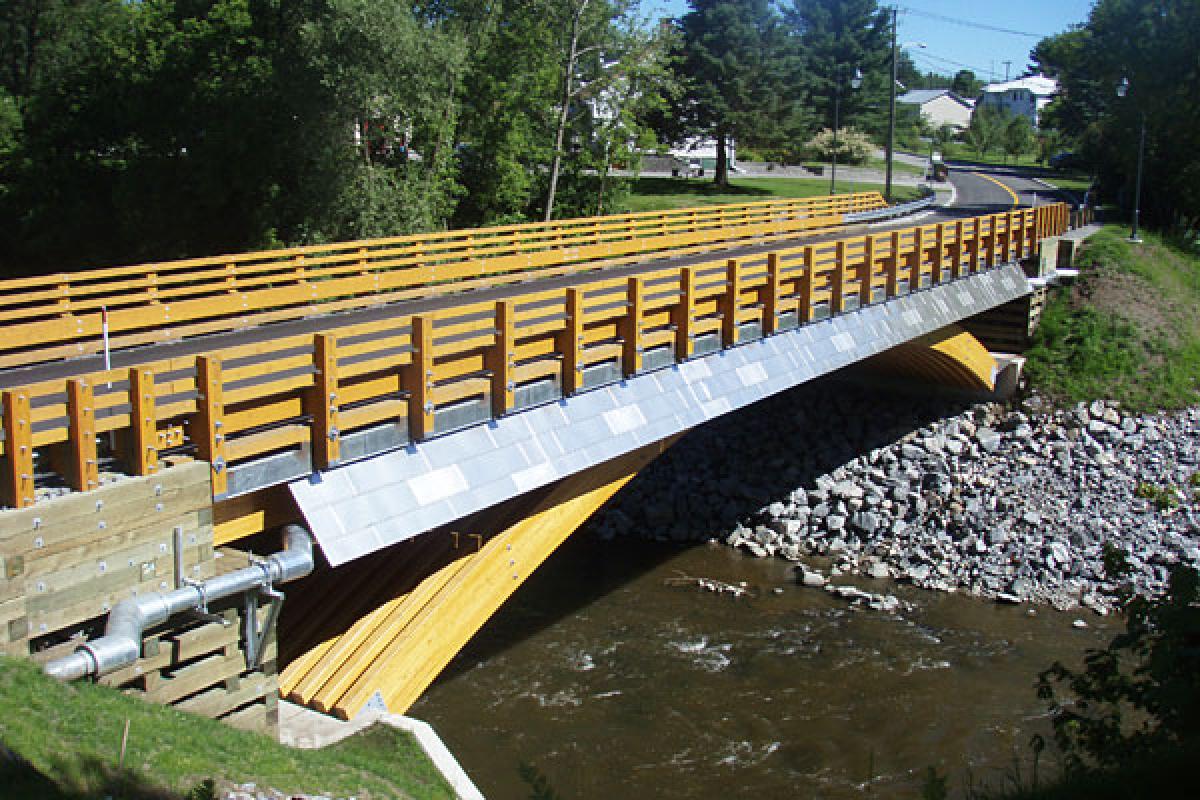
[638, 1, 1094, 84]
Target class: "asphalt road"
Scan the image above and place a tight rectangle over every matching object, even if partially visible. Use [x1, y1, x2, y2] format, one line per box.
[0, 166, 1067, 390]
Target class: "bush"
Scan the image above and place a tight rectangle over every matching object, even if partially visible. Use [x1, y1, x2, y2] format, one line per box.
[804, 127, 873, 165]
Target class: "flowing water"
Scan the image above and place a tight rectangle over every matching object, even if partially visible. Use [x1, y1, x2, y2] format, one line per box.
[411, 535, 1115, 799]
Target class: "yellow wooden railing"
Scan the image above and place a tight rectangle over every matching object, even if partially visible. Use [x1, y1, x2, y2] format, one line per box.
[0, 203, 1076, 511]
[0, 193, 886, 369]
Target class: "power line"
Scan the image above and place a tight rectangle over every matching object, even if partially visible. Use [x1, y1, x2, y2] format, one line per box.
[909, 49, 996, 80]
[897, 6, 1047, 39]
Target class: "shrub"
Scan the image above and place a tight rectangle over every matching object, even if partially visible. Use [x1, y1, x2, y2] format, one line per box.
[804, 127, 873, 165]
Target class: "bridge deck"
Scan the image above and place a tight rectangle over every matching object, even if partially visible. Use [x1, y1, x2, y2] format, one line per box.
[0, 202, 1073, 525]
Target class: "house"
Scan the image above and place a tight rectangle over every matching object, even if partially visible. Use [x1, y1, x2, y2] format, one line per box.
[669, 137, 737, 172]
[897, 89, 974, 131]
[976, 75, 1058, 127]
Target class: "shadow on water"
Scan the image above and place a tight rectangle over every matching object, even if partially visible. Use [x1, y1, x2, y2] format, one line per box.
[432, 372, 978, 687]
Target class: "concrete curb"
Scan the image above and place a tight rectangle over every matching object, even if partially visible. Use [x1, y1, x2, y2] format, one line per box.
[278, 701, 486, 799]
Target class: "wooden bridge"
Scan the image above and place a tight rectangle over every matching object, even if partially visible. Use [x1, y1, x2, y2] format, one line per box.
[0, 192, 1081, 730]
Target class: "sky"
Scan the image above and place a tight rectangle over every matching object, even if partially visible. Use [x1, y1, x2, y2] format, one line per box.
[638, 1, 1095, 85]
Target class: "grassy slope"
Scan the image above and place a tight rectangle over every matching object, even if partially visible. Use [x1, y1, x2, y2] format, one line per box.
[0, 658, 453, 800]
[1024, 226, 1200, 411]
[626, 176, 922, 212]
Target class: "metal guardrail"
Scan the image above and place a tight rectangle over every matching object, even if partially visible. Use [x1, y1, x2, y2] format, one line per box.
[845, 187, 938, 223]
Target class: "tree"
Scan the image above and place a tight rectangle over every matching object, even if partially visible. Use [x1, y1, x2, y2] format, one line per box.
[965, 106, 1003, 157]
[1036, 563, 1200, 772]
[673, 0, 788, 186]
[1002, 114, 1033, 163]
[1031, 0, 1200, 233]
[783, 0, 891, 139]
[950, 69, 981, 99]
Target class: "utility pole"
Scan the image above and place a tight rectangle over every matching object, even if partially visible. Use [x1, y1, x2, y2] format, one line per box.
[885, 6, 898, 201]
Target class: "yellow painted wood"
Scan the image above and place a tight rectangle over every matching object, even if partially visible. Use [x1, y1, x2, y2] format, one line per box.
[2, 390, 34, 508]
[309, 334, 340, 470]
[406, 315, 434, 440]
[621, 277, 645, 377]
[194, 356, 228, 497]
[489, 301, 515, 416]
[128, 368, 158, 476]
[65, 379, 98, 492]
[721, 259, 742, 346]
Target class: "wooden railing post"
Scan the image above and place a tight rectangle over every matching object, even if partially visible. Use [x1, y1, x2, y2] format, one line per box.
[66, 379, 98, 492]
[911, 227, 924, 289]
[559, 288, 584, 394]
[952, 220, 965, 278]
[128, 367, 158, 476]
[2, 390, 34, 509]
[621, 277, 645, 377]
[830, 241, 847, 313]
[985, 216, 999, 269]
[310, 333, 341, 470]
[194, 356, 228, 496]
[1004, 211, 1015, 262]
[934, 223, 946, 284]
[860, 236, 875, 307]
[972, 220, 984, 273]
[489, 300, 515, 416]
[673, 268, 695, 360]
[406, 315, 435, 441]
[721, 259, 742, 345]
[763, 253, 781, 334]
[800, 246, 815, 322]
[886, 231, 901, 296]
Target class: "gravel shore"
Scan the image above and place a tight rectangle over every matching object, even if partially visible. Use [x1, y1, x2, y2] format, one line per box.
[594, 378, 1200, 614]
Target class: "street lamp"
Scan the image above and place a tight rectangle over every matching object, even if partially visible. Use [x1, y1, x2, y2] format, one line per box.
[830, 66, 862, 195]
[885, 21, 928, 200]
[1116, 76, 1145, 243]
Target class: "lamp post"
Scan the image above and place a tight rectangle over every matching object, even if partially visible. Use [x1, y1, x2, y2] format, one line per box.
[830, 66, 862, 195]
[1116, 76, 1145, 243]
[885, 6, 927, 200]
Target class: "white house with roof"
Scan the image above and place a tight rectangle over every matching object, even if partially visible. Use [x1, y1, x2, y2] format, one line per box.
[897, 89, 974, 131]
[977, 75, 1058, 127]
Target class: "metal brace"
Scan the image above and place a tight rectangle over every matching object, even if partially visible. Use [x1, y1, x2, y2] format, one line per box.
[182, 577, 230, 626]
[243, 558, 285, 669]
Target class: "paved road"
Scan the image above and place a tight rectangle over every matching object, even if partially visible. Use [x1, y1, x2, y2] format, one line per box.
[0, 167, 1060, 390]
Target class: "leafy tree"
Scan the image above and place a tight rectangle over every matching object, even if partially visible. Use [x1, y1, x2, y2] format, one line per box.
[964, 105, 1003, 157]
[672, 0, 789, 186]
[1031, 0, 1200, 233]
[783, 0, 891, 139]
[950, 69, 981, 99]
[1002, 113, 1034, 163]
[1036, 563, 1200, 772]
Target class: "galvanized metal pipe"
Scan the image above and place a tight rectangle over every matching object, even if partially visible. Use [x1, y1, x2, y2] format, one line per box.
[44, 525, 314, 682]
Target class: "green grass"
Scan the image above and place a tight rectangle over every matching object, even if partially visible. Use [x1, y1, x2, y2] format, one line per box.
[939, 142, 1043, 168]
[625, 176, 923, 213]
[865, 156, 926, 176]
[0, 658, 454, 799]
[1024, 226, 1200, 411]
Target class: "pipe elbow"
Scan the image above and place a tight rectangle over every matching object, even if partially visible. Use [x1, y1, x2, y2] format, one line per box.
[271, 524, 315, 584]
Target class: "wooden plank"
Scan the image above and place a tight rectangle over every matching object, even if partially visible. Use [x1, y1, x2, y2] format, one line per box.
[488, 301, 515, 416]
[309, 333, 340, 470]
[721, 259, 742, 346]
[621, 277, 644, 377]
[406, 315, 435, 440]
[194, 356, 228, 497]
[673, 267, 696, 360]
[2, 391, 34, 509]
[128, 368, 158, 476]
[66, 379, 99, 492]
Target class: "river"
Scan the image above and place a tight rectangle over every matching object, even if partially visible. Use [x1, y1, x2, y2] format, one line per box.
[411, 532, 1115, 799]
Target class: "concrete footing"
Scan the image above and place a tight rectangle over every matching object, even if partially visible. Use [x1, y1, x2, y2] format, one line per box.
[277, 700, 485, 799]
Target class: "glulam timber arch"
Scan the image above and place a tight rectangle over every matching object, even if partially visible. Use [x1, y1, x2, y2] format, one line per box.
[863, 324, 997, 392]
[279, 437, 674, 719]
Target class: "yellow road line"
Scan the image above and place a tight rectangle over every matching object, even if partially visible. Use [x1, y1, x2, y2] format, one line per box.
[973, 172, 1020, 207]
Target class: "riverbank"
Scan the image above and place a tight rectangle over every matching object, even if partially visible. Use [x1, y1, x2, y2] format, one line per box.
[592, 377, 1200, 616]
